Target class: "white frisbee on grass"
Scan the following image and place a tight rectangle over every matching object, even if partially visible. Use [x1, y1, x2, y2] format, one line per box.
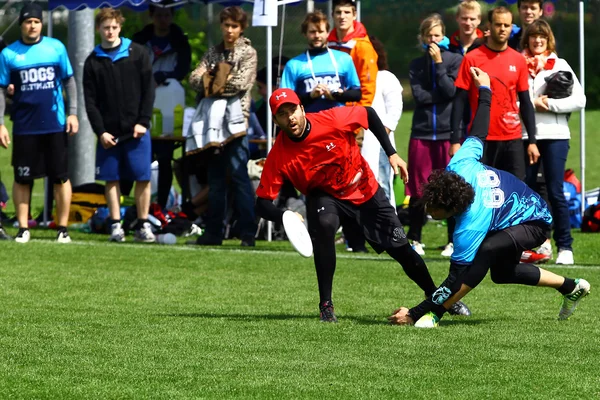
[282, 210, 313, 258]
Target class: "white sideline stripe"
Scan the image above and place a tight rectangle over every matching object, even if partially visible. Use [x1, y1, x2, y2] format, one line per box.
[26, 239, 600, 269]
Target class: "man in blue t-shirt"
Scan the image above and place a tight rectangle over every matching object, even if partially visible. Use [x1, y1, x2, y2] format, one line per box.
[389, 67, 590, 328]
[280, 10, 361, 113]
[0, 3, 79, 244]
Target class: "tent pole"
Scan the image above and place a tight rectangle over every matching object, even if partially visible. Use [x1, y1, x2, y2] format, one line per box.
[579, 0, 586, 213]
[356, 0, 361, 22]
[44, 10, 54, 226]
[266, 24, 273, 242]
[67, 9, 96, 188]
[307, 0, 314, 12]
[207, 3, 214, 47]
[327, 0, 333, 30]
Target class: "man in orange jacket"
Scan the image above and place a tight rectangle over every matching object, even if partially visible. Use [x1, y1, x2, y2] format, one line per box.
[327, 0, 378, 107]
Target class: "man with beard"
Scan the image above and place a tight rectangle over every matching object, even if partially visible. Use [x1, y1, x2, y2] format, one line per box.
[281, 10, 361, 113]
[450, 6, 538, 182]
[255, 88, 470, 322]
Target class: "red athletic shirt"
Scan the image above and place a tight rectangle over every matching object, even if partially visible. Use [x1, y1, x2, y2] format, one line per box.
[455, 45, 529, 141]
[256, 106, 379, 205]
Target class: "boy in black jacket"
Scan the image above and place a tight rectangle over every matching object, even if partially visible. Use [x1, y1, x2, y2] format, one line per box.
[83, 8, 156, 244]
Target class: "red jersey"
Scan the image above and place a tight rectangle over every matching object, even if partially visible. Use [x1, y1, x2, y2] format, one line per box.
[455, 45, 529, 141]
[256, 106, 379, 205]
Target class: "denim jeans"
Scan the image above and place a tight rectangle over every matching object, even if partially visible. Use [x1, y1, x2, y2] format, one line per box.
[378, 147, 392, 201]
[205, 136, 257, 240]
[525, 139, 573, 250]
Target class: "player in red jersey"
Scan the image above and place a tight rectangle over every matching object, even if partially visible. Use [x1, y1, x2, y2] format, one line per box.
[255, 88, 471, 322]
[451, 6, 539, 181]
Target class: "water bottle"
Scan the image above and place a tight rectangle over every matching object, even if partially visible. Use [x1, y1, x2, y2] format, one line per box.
[156, 232, 177, 245]
[173, 104, 184, 137]
[151, 108, 163, 137]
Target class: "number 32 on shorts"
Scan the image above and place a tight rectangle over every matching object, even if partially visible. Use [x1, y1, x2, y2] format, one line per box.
[18, 166, 30, 177]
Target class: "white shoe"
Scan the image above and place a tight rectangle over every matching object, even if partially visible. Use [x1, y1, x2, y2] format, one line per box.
[109, 222, 125, 242]
[440, 242, 454, 257]
[558, 278, 590, 320]
[56, 230, 72, 243]
[411, 241, 425, 256]
[15, 229, 30, 243]
[134, 222, 156, 243]
[537, 241, 553, 258]
[556, 249, 574, 265]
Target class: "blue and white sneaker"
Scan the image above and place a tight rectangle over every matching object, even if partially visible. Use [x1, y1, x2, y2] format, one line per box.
[414, 312, 440, 328]
[558, 278, 590, 320]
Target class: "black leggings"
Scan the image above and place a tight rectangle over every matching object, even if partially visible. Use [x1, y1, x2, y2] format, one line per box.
[310, 206, 436, 304]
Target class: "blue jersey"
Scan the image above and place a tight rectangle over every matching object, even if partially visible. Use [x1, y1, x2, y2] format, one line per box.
[0, 37, 73, 135]
[281, 48, 360, 113]
[449, 137, 553, 264]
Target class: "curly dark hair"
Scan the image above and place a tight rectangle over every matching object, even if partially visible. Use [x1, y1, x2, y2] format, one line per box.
[421, 169, 475, 214]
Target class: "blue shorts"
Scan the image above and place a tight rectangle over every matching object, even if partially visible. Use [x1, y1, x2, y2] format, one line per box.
[96, 133, 152, 181]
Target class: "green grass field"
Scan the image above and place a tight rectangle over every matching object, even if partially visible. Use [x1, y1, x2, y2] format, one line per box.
[0, 228, 598, 398]
[0, 112, 599, 398]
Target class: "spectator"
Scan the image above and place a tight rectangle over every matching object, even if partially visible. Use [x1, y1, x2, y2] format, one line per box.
[509, 0, 543, 51]
[327, 0, 378, 106]
[83, 8, 156, 243]
[188, 6, 257, 247]
[132, 3, 191, 210]
[520, 20, 585, 265]
[451, 6, 538, 182]
[0, 3, 79, 243]
[449, 0, 485, 55]
[361, 36, 402, 206]
[281, 10, 361, 113]
[406, 14, 463, 257]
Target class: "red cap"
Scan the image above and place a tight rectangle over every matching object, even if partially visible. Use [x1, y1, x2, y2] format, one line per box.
[269, 88, 301, 114]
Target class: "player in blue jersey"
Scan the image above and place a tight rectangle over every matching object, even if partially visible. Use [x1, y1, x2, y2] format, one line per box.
[0, 3, 79, 243]
[389, 67, 590, 327]
[280, 10, 361, 113]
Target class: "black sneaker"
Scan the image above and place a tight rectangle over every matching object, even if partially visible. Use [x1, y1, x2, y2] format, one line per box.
[187, 234, 222, 246]
[240, 236, 255, 247]
[0, 226, 11, 240]
[448, 300, 472, 316]
[319, 300, 338, 323]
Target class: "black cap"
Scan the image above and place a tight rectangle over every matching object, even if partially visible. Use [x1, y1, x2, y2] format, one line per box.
[19, 3, 43, 25]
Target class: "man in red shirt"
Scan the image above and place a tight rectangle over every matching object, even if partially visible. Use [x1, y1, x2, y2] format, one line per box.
[451, 6, 539, 180]
[256, 88, 471, 322]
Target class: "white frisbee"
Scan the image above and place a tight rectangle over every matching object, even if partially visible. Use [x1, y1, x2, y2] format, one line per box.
[282, 210, 313, 258]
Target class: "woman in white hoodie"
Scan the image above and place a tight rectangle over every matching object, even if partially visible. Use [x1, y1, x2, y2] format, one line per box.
[520, 20, 586, 265]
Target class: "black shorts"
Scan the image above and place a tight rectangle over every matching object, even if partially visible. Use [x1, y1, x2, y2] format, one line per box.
[12, 132, 69, 184]
[306, 187, 408, 254]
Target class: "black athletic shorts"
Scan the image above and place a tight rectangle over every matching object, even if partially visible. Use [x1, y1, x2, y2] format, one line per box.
[306, 187, 408, 254]
[12, 132, 69, 184]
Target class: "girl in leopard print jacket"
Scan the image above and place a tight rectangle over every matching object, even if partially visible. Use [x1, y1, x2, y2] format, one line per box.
[189, 36, 257, 119]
